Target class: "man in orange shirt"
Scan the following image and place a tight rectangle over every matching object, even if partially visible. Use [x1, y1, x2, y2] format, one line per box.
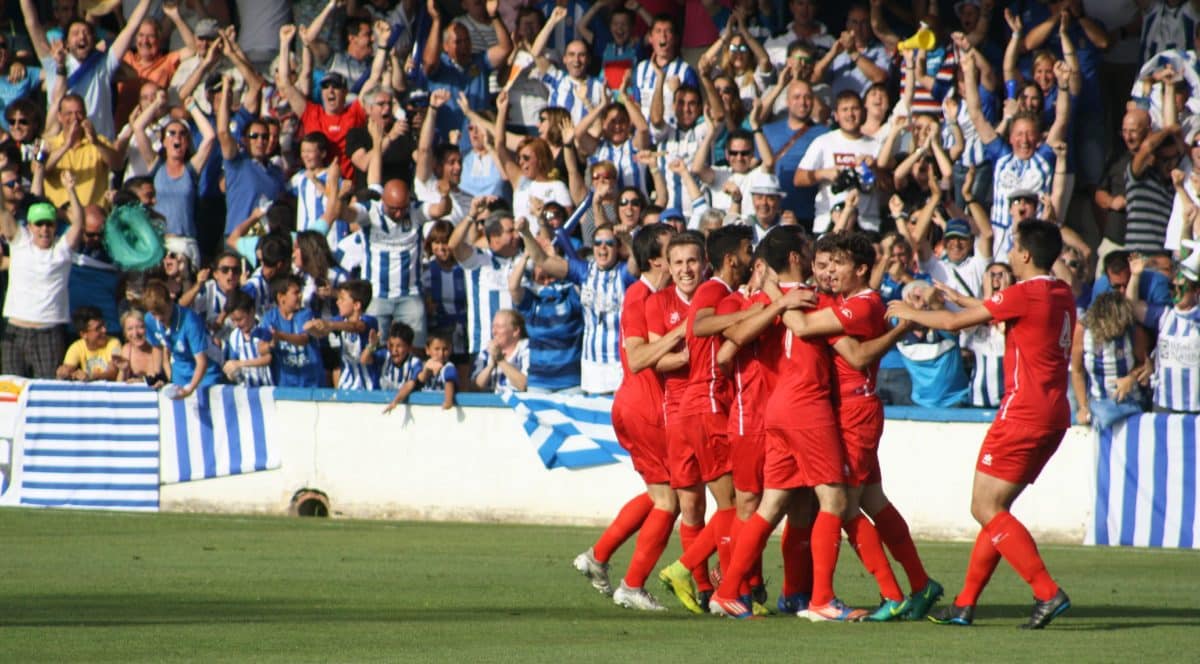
[115, 1, 203, 126]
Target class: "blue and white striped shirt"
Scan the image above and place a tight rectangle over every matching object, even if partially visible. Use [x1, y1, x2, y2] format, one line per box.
[376, 350, 423, 391]
[461, 249, 516, 354]
[1148, 305, 1200, 412]
[421, 363, 459, 392]
[423, 260, 468, 354]
[591, 139, 644, 193]
[242, 268, 274, 318]
[566, 256, 634, 367]
[984, 138, 1055, 259]
[653, 117, 710, 210]
[358, 197, 422, 299]
[632, 57, 698, 124]
[192, 280, 232, 329]
[289, 170, 328, 232]
[224, 326, 273, 387]
[542, 70, 607, 124]
[1082, 325, 1137, 403]
[333, 314, 377, 391]
[471, 338, 531, 393]
[964, 322, 1005, 408]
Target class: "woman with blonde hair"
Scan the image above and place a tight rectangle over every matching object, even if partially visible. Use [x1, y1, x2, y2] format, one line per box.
[496, 90, 574, 233]
[1070, 291, 1149, 427]
[113, 308, 167, 387]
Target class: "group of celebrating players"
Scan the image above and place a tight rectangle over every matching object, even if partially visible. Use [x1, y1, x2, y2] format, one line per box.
[572, 218, 1074, 629]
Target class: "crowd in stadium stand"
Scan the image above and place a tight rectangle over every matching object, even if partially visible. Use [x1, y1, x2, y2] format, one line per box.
[0, 0, 1196, 415]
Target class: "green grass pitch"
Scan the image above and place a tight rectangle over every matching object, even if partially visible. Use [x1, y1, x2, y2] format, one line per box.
[2, 509, 1197, 662]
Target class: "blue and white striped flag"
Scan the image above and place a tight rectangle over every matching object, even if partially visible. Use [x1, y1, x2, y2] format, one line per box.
[1088, 413, 1199, 549]
[18, 382, 160, 511]
[159, 386, 281, 484]
[501, 391, 626, 469]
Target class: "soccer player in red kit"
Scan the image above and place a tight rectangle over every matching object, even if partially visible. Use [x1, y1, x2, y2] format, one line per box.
[768, 232, 940, 621]
[644, 232, 711, 602]
[656, 226, 757, 614]
[574, 225, 681, 611]
[888, 220, 1074, 629]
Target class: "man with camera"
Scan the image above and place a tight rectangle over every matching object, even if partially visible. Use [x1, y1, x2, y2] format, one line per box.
[794, 90, 882, 234]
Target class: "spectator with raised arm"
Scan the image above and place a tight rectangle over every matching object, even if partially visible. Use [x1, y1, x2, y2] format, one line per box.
[1126, 252, 1200, 413]
[42, 94, 122, 208]
[449, 206, 520, 356]
[507, 243, 583, 394]
[217, 73, 286, 239]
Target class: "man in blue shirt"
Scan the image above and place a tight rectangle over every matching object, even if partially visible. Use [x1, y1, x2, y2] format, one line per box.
[421, 0, 513, 148]
[762, 78, 828, 226]
[509, 251, 583, 393]
[1091, 251, 1173, 321]
[215, 74, 284, 239]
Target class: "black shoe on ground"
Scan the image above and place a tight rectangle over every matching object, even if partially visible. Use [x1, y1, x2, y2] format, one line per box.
[1021, 588, 1070, 630]
[927, 602, 975, 626]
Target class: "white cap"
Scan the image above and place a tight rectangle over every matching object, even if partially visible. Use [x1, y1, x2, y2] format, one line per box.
[748, 170, 784, 197]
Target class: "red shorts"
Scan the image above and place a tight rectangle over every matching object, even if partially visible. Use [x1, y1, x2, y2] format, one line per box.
[612, 401, 669, 485]
[667, 410, 731, 488]
[838, 398, 884, 487]
[729, 428, 765, 494]
[762, 424, 845, 490]
[976, 422, 1066, 485]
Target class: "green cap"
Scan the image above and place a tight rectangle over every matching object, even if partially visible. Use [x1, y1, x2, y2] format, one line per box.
[26, 202, 57, 225]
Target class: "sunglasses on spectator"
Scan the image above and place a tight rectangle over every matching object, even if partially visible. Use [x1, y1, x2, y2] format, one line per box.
[30, 219, 55, 227]
[543, 210, 562, 220]
[2, 179, 20, 188]
[593, 238, 618, 247]
[7, 116, 29, 126]
[729, 44, 749, 53]
[245, 132, 269, 141]
[320, 79, 346, 90]
[619, 197, 641, 206]
[727, 149, 752, 157]
[165, 128, 189, 137]
[216, 265, 242, 274]
[1060, 258, 1080, 270]
[716, 87, 736, 95]
[592, 172, 614, 181]
[791, 53, 814, 63]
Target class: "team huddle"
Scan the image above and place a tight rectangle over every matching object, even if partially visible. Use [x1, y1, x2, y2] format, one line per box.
[573, 218, 1074, 629]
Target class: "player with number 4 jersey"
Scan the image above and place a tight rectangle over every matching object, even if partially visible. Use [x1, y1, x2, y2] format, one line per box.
[888, 220, 1076, 630]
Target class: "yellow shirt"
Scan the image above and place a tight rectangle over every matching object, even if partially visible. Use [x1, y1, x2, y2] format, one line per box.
[43, 133, 113, 208]
[63, 337, 121, 379]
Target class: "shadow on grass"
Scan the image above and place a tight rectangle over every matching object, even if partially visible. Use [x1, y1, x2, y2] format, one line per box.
[5, 596, 1200, 630]
[969, 604, 1200, 631]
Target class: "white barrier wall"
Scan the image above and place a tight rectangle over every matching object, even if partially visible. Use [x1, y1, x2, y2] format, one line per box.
[160, 401, 1095, 543]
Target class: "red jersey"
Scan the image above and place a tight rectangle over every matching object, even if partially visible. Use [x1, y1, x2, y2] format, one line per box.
[614, 277, 664, 418]
[982, 276, 1076, 429]
[680, 278, 734, 416]
[301, 100, 367, 178]
[828, 289, 888, 402]
[719, 289, 768, 436]
[645, 283, 692, 420]
[763, 284, 836, 427]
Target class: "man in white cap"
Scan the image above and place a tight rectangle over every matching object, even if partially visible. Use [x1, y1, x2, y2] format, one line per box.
[743, 170, 786, 245]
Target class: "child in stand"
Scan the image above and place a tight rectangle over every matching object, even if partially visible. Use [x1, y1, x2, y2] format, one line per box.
[422, 220, 469, 368]
[221, 291, 274, 386]
[262, 275, 324, 387]
[57, 306, 121, 382]
[317, 279, 376, 390]
[379, 322, 425, 414]
[418, 331, 458, 410]
[244, 235, 293, 318]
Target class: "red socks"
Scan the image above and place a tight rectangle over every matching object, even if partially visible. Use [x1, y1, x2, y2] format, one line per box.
[986, 511, 1059, 601]
[844, 516, 904, 602]
[716, 512, 772, 598]
[678, 521, 714, 591]
[872, 503, 929, 593]
[810, 511, 843, 607]
[710, 508, 736, 577]
[956, 527, 1001, 606]
[780, 520, 812, 597]
[593, 493, 653, 563]
[623, 508, 677, 589]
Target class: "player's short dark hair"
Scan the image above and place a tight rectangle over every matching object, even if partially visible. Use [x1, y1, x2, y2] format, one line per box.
[813, 232, 838, 255]
[633, 223, 674, 272]
[707, 224, 752, 269]
[270, 275, 302, 301]
[259, 233, 293, 268]
[760, 225, 808, 274]
[1103, 251, 1131, 276]
[224, 289, 256, 315]
[1013, 220, 1063, 270]
[666, 230, 706, 262]
[338, 279, 373, 311]
[830, 231, 876, 270]
[72, 306, 103, 333]
[388, 321, 415, 344]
